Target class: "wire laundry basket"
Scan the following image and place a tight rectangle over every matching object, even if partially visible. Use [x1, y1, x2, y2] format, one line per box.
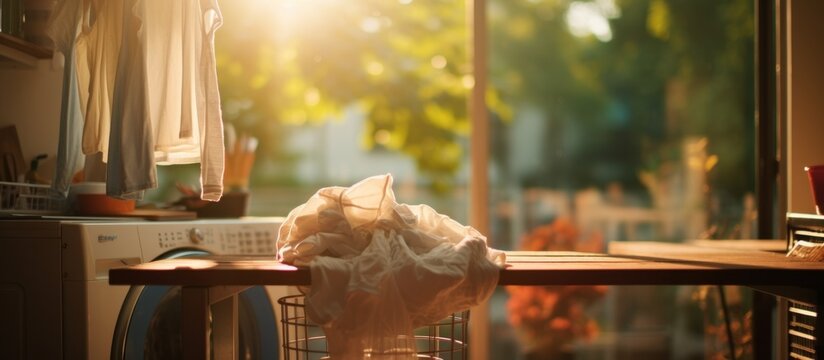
[0, 181, 65, 215]
[278, 295, 469, 360]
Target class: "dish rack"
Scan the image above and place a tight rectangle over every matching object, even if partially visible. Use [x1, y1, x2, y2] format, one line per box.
[278, 295, 469, 360]
[0, 181, 66, 215]
[785, 213, 824, 360]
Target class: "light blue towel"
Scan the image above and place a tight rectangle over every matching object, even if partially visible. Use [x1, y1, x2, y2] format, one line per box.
[48, 0, 85, 197]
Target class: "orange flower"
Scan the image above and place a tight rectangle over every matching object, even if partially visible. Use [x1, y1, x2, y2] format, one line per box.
[507, 217, 607, 348]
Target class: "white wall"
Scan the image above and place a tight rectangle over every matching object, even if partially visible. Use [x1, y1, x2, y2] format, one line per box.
[0, 60, 63, 177]
[787, 0, 824, 214]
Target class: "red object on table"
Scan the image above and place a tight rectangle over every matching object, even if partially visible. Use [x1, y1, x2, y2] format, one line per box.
[806, 165, 824, 215]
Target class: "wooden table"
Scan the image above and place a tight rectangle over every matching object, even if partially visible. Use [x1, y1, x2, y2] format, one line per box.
[110, 240, 824, 359]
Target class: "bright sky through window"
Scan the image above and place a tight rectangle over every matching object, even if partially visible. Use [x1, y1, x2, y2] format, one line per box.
[565, 0, 621, 42]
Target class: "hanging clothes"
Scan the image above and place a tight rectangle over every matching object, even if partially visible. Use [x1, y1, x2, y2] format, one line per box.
[46, 0, 86, 196]
[77, 0, 123, 160]
[142, 0, 226, 201]
[144, 0, 201, 165]
[107, 0, 155, 200]
[49, 0, 224, 201]
[196, 0, 226, 201]
[106, 0, 225, 200]
[50, 0, 226, 201]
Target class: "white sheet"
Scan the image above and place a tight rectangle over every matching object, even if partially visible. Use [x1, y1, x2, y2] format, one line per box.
[277, 174, 505, 358]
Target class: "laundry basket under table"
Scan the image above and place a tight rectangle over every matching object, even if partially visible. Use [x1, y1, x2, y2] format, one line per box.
[278, 295, 469, 360]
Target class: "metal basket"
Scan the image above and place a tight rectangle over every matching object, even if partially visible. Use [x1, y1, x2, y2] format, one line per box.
[0, 181, 65, 215]
[278, 295, 469, 360]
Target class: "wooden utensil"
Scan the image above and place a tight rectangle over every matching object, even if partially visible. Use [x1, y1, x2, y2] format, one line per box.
[0, 126, 25, 182]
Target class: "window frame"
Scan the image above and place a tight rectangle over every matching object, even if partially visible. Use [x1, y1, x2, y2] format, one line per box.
[465, 0, 779, 357]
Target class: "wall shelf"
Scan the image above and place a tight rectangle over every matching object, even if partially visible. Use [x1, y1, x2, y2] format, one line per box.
[0, 33, 51, 67]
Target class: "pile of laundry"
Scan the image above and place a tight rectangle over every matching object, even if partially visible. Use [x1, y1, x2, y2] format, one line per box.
[277, 174, 506, 358]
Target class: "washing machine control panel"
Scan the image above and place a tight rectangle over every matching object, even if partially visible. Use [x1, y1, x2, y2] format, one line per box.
[220, 226, 277, 255]
[131, 218, 284, 260]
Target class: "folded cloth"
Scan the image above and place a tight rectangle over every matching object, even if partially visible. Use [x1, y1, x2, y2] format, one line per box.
[277, 174, 505, 358]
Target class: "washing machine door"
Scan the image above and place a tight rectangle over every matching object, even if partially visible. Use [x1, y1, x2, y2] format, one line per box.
[111, 250, 279, 359]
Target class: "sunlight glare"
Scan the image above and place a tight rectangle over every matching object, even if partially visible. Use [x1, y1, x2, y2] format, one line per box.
[431, 55, 447, 69]
[304, 88, 321, 106]
[374, 129, 392, 146]
[269, 0, 344, 36]
[146, 259, 218, 270]
[366, 61, 385, 76]
[461, 75, 475, 89]
[361, 16, 382, 33]
[565, 0, 620, 42]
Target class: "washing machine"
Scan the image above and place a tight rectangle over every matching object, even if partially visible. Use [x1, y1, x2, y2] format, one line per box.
[0, 217, 288, 360]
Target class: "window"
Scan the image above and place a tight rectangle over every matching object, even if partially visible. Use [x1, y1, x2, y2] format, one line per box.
[154, 0, 757, 357]
[486, 1, 755, 358]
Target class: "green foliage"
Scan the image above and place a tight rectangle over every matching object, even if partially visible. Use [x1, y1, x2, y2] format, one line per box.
[489, 0, 754, 197]
[214, 0, 754, 198]
[216, 0, 495, 188]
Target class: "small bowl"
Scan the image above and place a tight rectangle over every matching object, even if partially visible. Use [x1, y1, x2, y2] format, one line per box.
[74, 194, 136, 216]
[70, 182, 136, 216]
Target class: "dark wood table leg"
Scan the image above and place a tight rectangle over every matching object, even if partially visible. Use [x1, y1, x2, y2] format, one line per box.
[752, 291, 775, 360]
[182, 287, 210, 360]
[211, 286, 248, 360]
[180, 286, 249, 360]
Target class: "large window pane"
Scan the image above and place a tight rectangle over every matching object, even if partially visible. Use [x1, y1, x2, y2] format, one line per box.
[154, 0, 472, 220]
[487, 0, 755, 358]
[150, 0, 757, 358]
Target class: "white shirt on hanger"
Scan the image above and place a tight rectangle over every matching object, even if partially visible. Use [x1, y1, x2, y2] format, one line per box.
[107, 0, 225, 200]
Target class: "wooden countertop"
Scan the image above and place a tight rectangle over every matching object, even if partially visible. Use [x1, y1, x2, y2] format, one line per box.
[502, 241, 820, 287]
[109, 240, 824, 291]
[109, 255, 312, 286]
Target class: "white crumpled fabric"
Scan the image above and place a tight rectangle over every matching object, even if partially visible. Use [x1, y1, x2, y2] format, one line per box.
[277, 174, 506, 359]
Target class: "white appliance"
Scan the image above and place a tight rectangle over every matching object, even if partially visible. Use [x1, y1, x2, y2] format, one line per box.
[0, 217, 288, 360]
